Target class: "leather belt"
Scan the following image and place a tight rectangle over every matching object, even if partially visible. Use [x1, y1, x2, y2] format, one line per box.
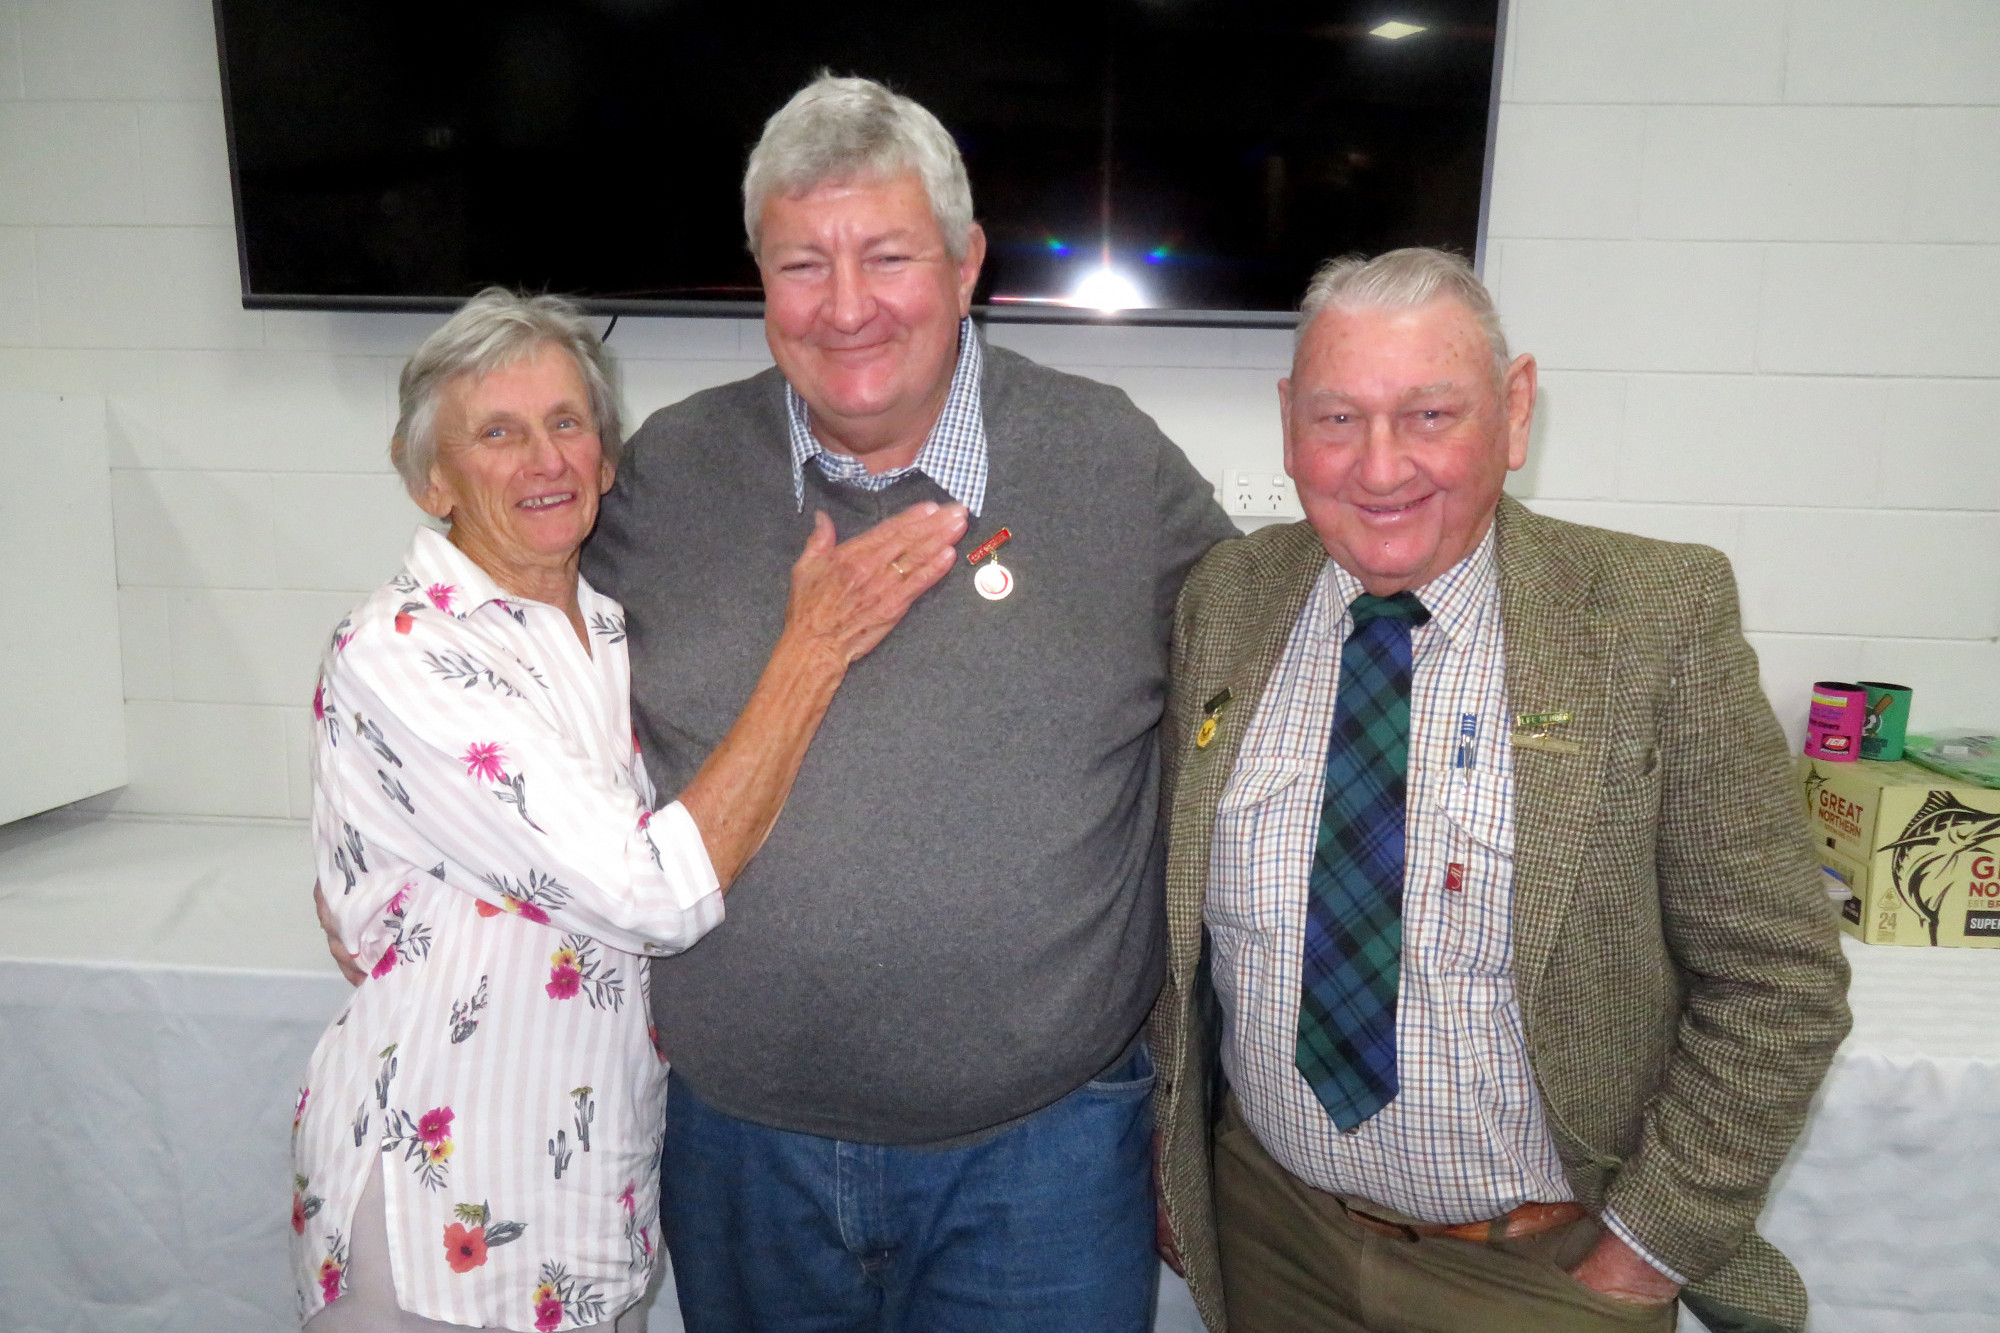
[1340, 1199, 1587, 1244]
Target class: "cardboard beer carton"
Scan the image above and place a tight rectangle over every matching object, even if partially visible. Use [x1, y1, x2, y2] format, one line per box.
[1800, 756, 2000, 946]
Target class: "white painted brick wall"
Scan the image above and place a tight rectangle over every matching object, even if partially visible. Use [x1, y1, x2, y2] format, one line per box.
[1486, 0, 2000, 761]
[0, 0, 1994, 821]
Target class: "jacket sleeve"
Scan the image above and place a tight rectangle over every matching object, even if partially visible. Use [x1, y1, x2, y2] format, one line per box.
[1598, 550, 1852, 1281]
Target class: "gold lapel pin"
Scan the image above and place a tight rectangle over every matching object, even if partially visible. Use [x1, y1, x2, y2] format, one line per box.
[1196, 688, 1233, 749]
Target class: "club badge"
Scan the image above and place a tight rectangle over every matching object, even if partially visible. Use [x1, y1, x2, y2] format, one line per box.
[967, 527, 1014, 601]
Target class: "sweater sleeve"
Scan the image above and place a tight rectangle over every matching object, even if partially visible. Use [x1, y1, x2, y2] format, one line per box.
[1151, 429, 1241, 630]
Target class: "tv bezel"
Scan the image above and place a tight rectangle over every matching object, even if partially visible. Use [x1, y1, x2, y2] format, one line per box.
[210, 0, 1510, 329]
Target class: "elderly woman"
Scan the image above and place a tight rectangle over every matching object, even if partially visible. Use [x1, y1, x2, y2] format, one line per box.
[291, 288, 965, 1332]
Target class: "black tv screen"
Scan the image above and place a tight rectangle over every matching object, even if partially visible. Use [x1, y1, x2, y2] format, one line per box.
[213, 0, 1503, 324]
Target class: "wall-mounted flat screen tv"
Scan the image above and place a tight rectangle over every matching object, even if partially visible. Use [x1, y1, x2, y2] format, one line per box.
[213, 0, 1503, 325]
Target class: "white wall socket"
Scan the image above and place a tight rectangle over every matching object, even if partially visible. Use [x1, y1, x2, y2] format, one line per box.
[1220, 469, 1304, 519]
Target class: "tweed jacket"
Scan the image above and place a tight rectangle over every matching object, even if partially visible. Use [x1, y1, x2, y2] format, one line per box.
[1150, 497, 1851, 1333]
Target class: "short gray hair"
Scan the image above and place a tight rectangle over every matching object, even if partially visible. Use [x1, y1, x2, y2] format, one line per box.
[391, 287, 623, 500]
[1296, 248, 1511, 384]
[742, 74, 975, 261]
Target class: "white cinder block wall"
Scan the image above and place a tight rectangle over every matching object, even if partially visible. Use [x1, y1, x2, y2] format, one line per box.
[1, 0, 1995, 823]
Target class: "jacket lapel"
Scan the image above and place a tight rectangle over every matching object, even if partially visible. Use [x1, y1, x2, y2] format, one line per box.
[1494, 498, 1618, 1013]
[1167, 523, 1326, 984]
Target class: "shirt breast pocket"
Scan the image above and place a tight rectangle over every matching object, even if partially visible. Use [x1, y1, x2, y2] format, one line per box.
[1428, 769, 1516, 977]
[1207, 760, 1309, 936]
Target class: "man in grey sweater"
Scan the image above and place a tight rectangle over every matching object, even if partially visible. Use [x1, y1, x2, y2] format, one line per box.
[582, 77, 1234, 1331]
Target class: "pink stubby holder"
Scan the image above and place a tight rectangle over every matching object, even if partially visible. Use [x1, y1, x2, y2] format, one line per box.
[1804, 681, 1867, 762]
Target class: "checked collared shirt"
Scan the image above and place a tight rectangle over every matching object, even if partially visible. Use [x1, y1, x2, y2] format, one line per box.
[1205, 528, 1683, 1280]
[784, 316, 988, 516]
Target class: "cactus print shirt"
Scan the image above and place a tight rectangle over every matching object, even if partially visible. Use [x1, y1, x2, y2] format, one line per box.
[291, 527, 722, 1330]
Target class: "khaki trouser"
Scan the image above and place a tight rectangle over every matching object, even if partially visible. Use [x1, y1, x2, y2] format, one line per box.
[1214, 1100, 1678, 1333]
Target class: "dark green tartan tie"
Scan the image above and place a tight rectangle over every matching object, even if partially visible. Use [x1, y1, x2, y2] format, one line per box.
[1297, 590, 1429, 1131]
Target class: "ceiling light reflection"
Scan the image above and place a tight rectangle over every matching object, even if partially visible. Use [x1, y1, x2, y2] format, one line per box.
[1071, 266, 1147, 312]
[1369, 20, 1426, 39]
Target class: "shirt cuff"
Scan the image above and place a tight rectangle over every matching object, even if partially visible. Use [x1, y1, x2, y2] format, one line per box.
[650, 799, 722, 904]
[1598, 1208, 1690, 1287]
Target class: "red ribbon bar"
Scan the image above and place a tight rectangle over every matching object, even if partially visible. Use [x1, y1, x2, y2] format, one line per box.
[966, 527, 1012, 565]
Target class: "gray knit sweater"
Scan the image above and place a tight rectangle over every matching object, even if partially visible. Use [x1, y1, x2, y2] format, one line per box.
[583, 343, 1236, 1143]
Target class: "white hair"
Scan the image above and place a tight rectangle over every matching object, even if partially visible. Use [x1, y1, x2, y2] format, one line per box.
[1296, 248, 1511, 385]
[742, 74, 975, 261]
[391, 287, 622, 501]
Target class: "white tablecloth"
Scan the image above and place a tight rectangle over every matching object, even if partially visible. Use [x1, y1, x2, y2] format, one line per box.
[2, 812, 1994, 1333]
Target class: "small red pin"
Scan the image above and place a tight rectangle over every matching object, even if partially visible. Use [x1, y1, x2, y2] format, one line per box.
[966, 527, 1011, 566]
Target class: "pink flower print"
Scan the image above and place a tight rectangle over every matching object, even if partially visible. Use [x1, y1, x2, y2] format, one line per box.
[312, 681, 326, 722]
[318, 1257, 343, 1305]
[535, 1295, 564, 1332]
[370, 948, 398, 979]
[462, 742, 508, 784]
[427, 583, 457, 613]
[618, 1180, 637, 1216]
[416, 1107, 454, 1146]
[546, 942, 583, 998]
[415, 1108, 456, 1170]
[477, 888, 554, 925]
[293, 1087, 310, 1130]
[483, 894, 550, 924]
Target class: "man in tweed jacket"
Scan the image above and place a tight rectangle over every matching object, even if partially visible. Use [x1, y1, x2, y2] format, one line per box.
[1151, 250, 1849, 1333]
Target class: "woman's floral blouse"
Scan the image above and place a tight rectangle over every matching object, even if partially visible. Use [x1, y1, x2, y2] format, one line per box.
[292, 527, 721, 1331]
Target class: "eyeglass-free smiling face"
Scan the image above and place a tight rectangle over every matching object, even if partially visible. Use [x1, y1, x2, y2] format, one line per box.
[1282, 298, 1536, 596]
[417, 343, 614, 596]
[757, 171, 986, 473]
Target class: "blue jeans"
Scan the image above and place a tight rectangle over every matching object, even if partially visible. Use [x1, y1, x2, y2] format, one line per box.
[660, 1046, 1159, 1333]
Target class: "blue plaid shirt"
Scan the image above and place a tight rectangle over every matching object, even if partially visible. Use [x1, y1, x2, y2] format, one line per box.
[785, 317, 988, 516]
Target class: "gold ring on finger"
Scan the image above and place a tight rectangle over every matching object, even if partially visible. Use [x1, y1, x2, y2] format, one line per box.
[890, 559, 909, 577]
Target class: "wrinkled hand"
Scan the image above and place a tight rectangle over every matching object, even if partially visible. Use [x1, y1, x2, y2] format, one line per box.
[1153, 1129, 1187, 1276]
[314, 880, 366, 986]
[785, 502, 968, 667]
[1568, 1227, 1682, 1306]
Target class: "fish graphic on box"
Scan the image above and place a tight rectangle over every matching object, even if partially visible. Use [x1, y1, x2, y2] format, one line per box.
[1799, 757, 2000, 947]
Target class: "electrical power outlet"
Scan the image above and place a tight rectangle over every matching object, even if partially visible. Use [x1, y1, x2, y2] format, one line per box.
[1220, 469, 1303, 519]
